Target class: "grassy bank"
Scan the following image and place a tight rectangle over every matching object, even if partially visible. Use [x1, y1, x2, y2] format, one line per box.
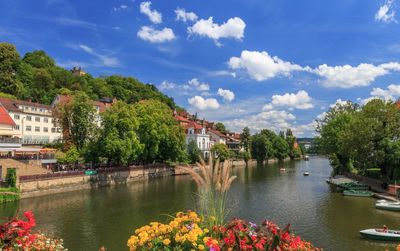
[0, 187, 20, 203]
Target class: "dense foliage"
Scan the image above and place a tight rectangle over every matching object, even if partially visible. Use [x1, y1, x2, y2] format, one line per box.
[316, 99, 400, 181]
[0, 42, 177, 108]
[5, 168, 16, 188]
[187, 140, 201, 164]
[210, 143, 230, 161]
[250, 129, 292, 164]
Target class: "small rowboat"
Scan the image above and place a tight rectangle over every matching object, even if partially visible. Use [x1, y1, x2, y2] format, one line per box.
[303, 172, 309, 176]
[360, 228, 400, 241]
[376, 201, 400, 212]
[343, 190, 373, 197]
[279, 168, 286, 172]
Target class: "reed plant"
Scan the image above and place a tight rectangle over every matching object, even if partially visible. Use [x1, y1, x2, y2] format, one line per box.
[177, 157, 236, 228]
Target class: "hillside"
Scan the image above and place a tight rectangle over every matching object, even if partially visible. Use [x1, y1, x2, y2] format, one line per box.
[0, 42, 177, 108]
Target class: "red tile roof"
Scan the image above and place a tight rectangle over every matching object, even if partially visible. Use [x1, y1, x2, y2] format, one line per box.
[188, 121, 203, 130]
[175, 115, 191, 123]
[209, 129, 227, 138]
[0, 105, 16, 126]
[0, 97, 51, 114]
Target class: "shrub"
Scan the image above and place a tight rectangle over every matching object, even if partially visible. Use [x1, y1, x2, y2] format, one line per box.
[0, 187, 19, 203]
[5, 168, 16, 188]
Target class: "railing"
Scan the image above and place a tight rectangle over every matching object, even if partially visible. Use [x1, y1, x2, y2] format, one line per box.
[19, 164, 172, 182]
[0, 138, 21, 144]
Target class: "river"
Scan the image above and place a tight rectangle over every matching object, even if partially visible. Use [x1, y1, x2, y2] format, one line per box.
[0, 156, 399, 251]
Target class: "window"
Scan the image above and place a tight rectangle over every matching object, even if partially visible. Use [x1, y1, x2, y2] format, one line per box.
[51, 128, 56, 133]
[26, 126, 31, 131]
[35, 127, 40, 132]
[43, 127, 48, 132]
[15, 125, 20, 130]
[14, 114, 20, 120]
[26, 116, 32, 121]
[35, 117, 40, 122]
[44, 117, 48, 123]
[56, 128, 61, 133]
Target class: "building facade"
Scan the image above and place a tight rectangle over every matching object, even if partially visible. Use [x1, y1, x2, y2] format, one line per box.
[0, 98, 61, 145]
[185, 122, 211, 160]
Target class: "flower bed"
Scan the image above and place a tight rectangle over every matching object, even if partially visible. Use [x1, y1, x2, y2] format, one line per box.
[0, 211, 66, 250]
[127, 211, 320, 251]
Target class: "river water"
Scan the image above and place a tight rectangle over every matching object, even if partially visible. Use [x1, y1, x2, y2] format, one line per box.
[0, 156, 399, 251]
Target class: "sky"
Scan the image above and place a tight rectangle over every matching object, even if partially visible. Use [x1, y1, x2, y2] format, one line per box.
[1, 0, 400, 137]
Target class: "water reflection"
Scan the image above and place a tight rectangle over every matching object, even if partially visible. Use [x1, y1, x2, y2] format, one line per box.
[0, 157, 398, 251]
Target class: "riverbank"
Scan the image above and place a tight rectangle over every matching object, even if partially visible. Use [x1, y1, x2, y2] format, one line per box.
[18, 165, 172, 198]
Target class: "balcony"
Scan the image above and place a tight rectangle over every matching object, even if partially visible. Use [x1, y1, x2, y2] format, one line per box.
[0, 137, 22, 148]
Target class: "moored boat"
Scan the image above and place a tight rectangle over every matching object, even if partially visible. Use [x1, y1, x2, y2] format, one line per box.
[279, 168, 286, 172]
[343, 190, 373, 197]
[303, 172, 309, 176]
[359, 228, 400, 241]
[376, 201, 400, 212]
[303, 155, 309, 161]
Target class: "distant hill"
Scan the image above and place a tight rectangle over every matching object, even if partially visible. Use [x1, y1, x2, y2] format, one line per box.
[0, 42, 178, 108]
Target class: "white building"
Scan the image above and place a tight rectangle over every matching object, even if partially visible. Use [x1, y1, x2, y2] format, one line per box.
[185, 121, 211, 160]
[208, 129, 227, 145]
[0, 98, 61, 145]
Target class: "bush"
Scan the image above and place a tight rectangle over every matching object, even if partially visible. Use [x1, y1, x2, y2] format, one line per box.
[5, 168, 16, 188]
[0, 187, 19, 203]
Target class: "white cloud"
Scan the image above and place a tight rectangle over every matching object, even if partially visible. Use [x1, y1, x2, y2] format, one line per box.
[188, 17, 245, 45]
[175, 8, 198, 22]
[375, 0, 397, 23]
[329, 98, 349, 108]
[263, 90, 313, 110]
[78, 44, 119, 67]
[137, 26, 176, 43]
[186, 78, 210, 91]
[313, 63, 400, 88]
[159, 81, 176, 90]
[228, 50, 305, 81]
[370, 84, 400, 100]
[217, 88, 235, 102]
[188, 96, 220, 110]
[112, 4, 129, 12]
[140, 1, 162, 24]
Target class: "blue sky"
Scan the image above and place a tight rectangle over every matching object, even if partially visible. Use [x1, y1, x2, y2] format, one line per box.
[1, 0, 400, 136]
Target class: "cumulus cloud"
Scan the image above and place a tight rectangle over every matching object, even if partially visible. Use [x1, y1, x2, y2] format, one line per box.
[263, 90, 313, 110]
[371, 84, 400, 100]
[188, 96, 220, 110]
[228, 50, 305, 81]
[159, 81, 176, 90]
[188, 17, 245, 45]
[375, 0, 397, 23]
[312, 63, 400, 88]
[175, 8, 198, 22]
[140, 1, 162, 24]
[137, 26, 176, 43]
[217, 88, 235, 102]
[78, 44, 119, 67]
[185, 78, 210, 91]
[329, 98, 349, 108]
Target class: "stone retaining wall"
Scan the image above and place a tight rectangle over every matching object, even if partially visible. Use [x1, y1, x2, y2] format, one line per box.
[19, 166, 173, 198]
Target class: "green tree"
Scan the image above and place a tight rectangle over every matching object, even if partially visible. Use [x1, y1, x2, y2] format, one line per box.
[89, 101, 143, 166]
[316, 100, 358, 174]
[0, 43, 20, 94]
[53, 92, 97, 151]
[272, 136, 289, 161]
[214, 122, 227, 134]
[187, 140, 201, 164]
[22, 50, 55, 68]
[286, 128, 297, 160]
[240, 127, 251, 152]
[134, 100, 186, 163]
[250, 133, 269, 165]
[211, 143, 230, 161]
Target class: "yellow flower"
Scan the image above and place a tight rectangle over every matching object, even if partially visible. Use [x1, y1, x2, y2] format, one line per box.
[163, 238, 171, 245]
[198, 244, 205, 250]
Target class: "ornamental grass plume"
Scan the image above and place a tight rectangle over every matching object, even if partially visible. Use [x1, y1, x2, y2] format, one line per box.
[177, 157, 237, 228]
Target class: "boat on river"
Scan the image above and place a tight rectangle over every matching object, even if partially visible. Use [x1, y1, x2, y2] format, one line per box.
[279, 168, 286, 172]
[303, 172, 309, 176]
[359, 228, 400, 241]
[376, 201, 400, 212]
[343, 190, 373, 197]
[303, 155, 309, 161]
